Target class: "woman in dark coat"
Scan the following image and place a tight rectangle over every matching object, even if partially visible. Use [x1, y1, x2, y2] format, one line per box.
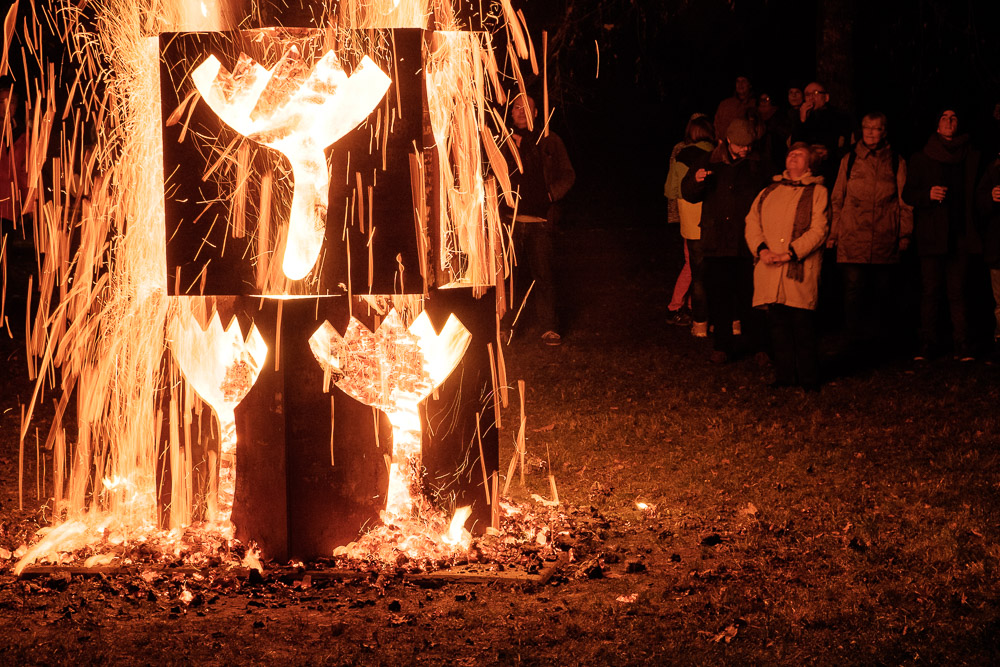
[902, 109, 981, 360]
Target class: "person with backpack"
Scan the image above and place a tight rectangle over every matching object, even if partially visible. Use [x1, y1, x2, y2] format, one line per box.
[828, 112, 913, 361]
[745, 143, 830, 389]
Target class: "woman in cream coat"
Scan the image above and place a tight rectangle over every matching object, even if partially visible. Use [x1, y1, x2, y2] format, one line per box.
[745, 142, 830, 388]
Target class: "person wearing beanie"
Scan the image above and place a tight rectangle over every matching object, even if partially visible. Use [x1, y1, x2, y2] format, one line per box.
[682, 118, 770, 363]
[746, 142, 830, 389]
[902, 109, 981, 361]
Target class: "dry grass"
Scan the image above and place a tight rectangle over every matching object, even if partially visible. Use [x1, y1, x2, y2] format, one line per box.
[2, 225, 1000, 664]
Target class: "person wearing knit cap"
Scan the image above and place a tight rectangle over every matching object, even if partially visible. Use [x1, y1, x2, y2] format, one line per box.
[902, 108, 981, 361]
[746, 142, 830, 389]
[682, 117, 770, 363]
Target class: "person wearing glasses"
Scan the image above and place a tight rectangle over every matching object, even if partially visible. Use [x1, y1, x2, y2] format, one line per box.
[754, 91, 793, 177]
[793, 82, 850, 186]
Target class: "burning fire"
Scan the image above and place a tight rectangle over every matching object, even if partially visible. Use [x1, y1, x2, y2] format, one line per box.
[309, 308, 471, 541]
[10, 0, 546, 574]
[192, 47, 391, 280]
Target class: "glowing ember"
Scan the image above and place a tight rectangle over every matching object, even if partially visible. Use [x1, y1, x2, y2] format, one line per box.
[192, 48, 391, 280]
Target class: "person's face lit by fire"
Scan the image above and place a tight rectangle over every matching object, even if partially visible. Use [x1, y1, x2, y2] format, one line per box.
[787, 87, 804, 108]
[937, 110, 958, 140]
[511, 95, 537, 130]
[803, 83, 828, 111]
[785, 146, 811, 179]
[735, 76, 751, 100]
[861, 118, 886, 148]
[757, 94, 777, 120]
[728, 141, 749, 160]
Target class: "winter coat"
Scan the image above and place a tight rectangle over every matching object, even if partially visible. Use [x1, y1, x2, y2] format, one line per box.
[745, 172, 830, 310]
[664, 141, 684, 223]
[830, 142, 913, 264]
[681, 144, 770, 257]
[902, 133, 981, 256]
[503, 129, 575, 222]
[975, 157, 1000, 268]
[665, 140, 714, 240]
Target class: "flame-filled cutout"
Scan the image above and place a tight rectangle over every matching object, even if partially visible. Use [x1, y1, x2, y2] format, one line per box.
[309, 308, 471, 525]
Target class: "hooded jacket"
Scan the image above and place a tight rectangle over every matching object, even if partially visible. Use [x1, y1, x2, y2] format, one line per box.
[664, 139, 714, 240]
[681, 144, 769, 257]
[503, 128, 575, 222]
[830, 142, 913, 264]
[745, 171, 830, 310]
[902, 133, 981, 256]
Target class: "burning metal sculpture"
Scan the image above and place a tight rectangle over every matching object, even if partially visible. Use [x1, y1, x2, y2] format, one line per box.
[11, 0, 538, 572]
[191, 49, 391, 279]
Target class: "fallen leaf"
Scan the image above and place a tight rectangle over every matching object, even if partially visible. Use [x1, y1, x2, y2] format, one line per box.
[712, 624, 739, 643]
[616, 593, 639, 603]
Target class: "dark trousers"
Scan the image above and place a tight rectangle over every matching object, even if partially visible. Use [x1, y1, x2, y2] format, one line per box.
[767, 304, 820, 387]
[513, 220, 557, 332]
[687, 239, 707, 323]
[841, 263, 897, 345]
[919, 253, 968, 349]
[704, 255, 753, 354]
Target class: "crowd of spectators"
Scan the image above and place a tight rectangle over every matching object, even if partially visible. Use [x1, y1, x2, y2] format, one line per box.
[664, 76, 1000, 389]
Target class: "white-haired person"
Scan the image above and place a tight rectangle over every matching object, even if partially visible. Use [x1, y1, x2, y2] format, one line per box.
[745, 142, 830, 389]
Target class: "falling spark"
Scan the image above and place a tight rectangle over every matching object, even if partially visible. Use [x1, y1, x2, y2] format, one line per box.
[14, 0, 537, 570]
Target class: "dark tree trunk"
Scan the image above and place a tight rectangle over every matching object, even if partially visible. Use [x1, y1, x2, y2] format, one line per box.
[817, 0, 856, 119]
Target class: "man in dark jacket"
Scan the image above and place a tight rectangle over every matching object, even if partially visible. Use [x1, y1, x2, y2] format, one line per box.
[682, 119, 770, 362]
[502, 92, 575, 346]
[902, 109, 981, 361]
[793, 82, 850, 187]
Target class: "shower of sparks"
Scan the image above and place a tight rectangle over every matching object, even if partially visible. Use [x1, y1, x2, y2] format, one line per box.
[192, 48, 391, 280]
[309, 308, 473, 555]
[10, 0, 541, 573]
